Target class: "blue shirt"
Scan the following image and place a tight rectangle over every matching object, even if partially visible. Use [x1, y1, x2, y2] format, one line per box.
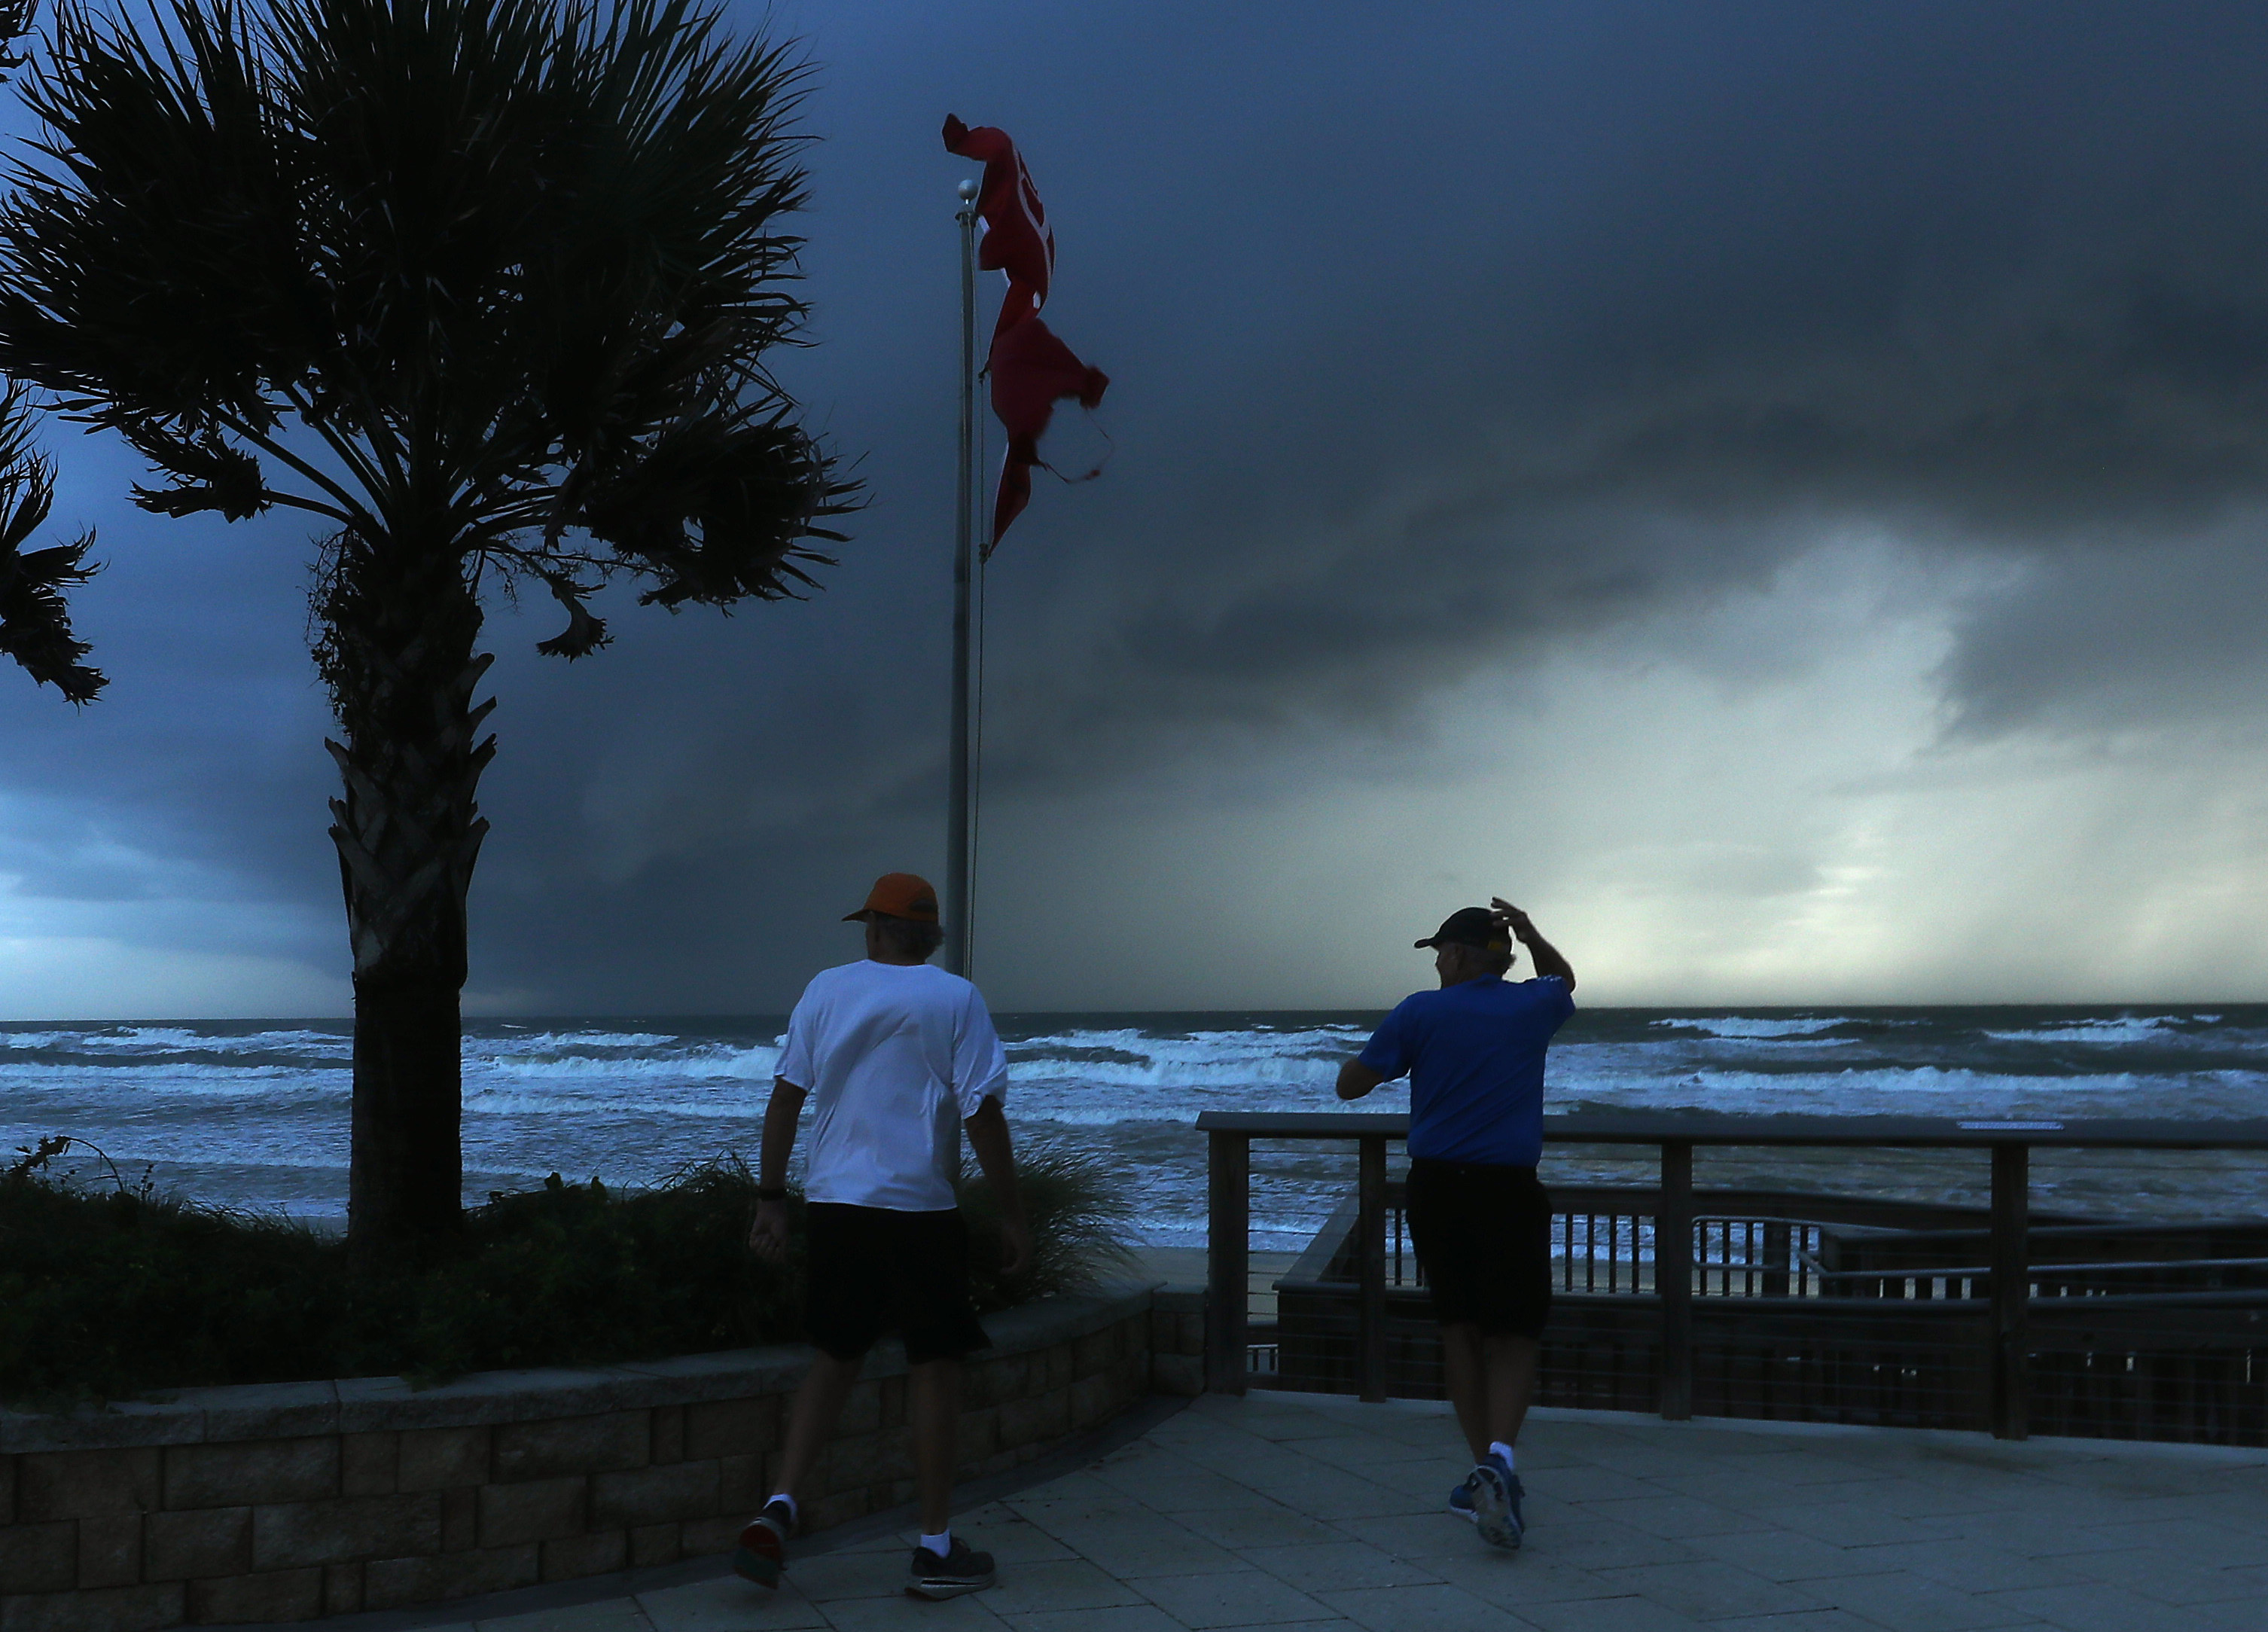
[1357, 975, 1575, 1166]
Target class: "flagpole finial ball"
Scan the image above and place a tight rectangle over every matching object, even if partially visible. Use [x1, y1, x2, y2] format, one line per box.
[958, 178, 980, 201]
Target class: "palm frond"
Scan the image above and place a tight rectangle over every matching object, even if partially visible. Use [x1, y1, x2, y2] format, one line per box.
[0, 378, 101, 703]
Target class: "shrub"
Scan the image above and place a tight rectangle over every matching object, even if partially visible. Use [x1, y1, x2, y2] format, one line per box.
[0, 1134, 1136, 1405]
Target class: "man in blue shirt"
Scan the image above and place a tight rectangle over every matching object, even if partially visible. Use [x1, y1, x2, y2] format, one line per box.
[1336, 897, 1575, 1551]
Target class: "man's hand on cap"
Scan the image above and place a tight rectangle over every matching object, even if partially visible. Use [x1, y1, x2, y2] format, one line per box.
[1491, 897, 1537, 942]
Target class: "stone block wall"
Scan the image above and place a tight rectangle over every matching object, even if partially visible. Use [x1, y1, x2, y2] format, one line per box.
[1148, 1289, 1204, 1397]
[0, 1288, 1157, 1632]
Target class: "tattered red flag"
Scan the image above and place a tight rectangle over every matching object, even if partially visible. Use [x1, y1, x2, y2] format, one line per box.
[943, 115, 1109, 556]
[988, 314, 1109, 545]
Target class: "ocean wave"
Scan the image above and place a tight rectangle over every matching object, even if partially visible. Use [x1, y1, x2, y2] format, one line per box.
[0, 1060, 340, 1091]
[468, 1031, 688, 1053]
[1984, 1017, 2193, 1045]
[0, 1048, 350, 1074]
[464, 1044, 781, 1081]
[3, 1024, 726, 1061]
[461, 1090, 766, 1118]
[1006, 1026, 1364, 1088]
[0, 1026, 349, 1057]
[1004, 1044, 1154, 1066]
[1650, 1017, 1854, 1039]
[12, 1008, 2268, 1233]
[1014, 1106, 1196, 1126]
[1012, 1078, 1395, 1124]
[1549, 1063, 2268, 1118]
[1011, 1057, 1343, 1091]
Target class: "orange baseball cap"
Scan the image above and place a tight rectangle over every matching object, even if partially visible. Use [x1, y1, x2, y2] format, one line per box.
[843, 871, 941, 924]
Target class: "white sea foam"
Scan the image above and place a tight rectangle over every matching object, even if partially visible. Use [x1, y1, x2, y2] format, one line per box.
[1983, 1017, 2188, 1045]
[0, 1033, 69, 1051]
[465, 1045, 782, 1082]
[462, 1091, 766, 1119]
[1551, 1064, 2268, 1121]
[1009, 1026, 1361, 1085]
[1010, 1055, 1345, 1091]
[470, 1031, 684, 1053]
[0, 1026, 348, 1061]
[0, 1061, 337, 1088]
[103, 1027, 342, 1051]
[1651, 1016, 1853, 1039]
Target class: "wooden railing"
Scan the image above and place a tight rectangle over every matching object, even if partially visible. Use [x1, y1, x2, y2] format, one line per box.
[1198, 1109, 2268, 1441]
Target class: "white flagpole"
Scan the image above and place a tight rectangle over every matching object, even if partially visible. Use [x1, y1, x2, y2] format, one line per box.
[946, 178, 980, 978]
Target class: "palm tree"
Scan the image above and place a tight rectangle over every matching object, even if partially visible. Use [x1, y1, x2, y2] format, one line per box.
[0, 0, 852, 1256]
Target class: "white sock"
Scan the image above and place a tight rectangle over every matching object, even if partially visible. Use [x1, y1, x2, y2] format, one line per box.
[1489, 1441, 1516, 1470]
[767, 1492, 797, 1521]
[919, 1530, 952, 1557]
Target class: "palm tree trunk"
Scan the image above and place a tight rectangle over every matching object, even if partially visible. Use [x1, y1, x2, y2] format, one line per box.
[319, 535, 494, 1261]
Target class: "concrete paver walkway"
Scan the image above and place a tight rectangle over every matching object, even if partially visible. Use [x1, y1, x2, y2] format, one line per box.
[440, 1392, 2268, 1632]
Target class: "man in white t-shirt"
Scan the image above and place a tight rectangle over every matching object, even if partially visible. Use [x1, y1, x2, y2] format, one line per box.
[733, 872, 1030, 1602]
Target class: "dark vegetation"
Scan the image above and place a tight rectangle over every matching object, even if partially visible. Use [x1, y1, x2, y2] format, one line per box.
[0, 1136, 1133, 1408]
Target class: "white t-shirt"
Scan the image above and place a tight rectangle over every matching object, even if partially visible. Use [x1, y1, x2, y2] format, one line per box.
[774, 959, 1010, 1212]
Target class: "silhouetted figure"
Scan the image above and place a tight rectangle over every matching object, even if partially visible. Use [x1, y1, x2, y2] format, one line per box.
[1336, 897, 1576, 1551]
[739, 873, 1029, 1599]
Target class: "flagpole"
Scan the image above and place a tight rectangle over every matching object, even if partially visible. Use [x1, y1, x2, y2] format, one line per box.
[946, 178, 979, 978]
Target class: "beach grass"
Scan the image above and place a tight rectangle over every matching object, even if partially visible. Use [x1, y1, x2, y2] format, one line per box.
[0, 1135, 1135, 1407]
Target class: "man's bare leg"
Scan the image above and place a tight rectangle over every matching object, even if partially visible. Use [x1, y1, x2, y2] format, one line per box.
[1439, 1322, 1489, 1462]
[773, 1351, 862, 1503]
[909, 1357, 962, 1536]
[1440, 1323, 1542, 1462]
[1485, 1335, 1541, 1448]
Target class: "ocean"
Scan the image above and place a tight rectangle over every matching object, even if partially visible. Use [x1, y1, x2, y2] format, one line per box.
[4, 1005, 2266, 1249]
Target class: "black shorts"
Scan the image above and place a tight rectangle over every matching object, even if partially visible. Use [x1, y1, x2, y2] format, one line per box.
[804, 1203, 992, 1365]
[1404, 1158, 1553, 1338]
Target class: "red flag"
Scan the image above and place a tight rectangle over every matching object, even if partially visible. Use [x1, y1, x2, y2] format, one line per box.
[989, 315, 1109, 545]
[942, 114, 1052, 334]
[944, 115, 1109, 554]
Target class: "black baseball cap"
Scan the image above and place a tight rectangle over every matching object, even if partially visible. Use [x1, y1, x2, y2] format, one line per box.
[1414, 907, 1511, 951]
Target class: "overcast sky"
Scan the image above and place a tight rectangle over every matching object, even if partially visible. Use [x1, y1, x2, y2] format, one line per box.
[5, 0, 2268, 1017]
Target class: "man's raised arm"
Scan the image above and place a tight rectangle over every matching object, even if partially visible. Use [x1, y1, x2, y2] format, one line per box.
[1493, 898, 1575, 991]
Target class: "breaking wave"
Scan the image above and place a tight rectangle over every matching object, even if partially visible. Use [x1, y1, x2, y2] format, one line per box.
[1650, 1015, 1855, 1039]
[5, 1005, 2264, 1235]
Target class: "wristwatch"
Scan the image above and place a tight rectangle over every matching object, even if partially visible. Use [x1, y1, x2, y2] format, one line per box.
[757, 1186, 788, 1203]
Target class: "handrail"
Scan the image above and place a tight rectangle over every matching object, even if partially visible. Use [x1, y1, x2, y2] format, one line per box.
[1194, 1109, 2268, 1149]
[1198, 1108, 2268, 1440]
[1821, 1255, 2268, 1281]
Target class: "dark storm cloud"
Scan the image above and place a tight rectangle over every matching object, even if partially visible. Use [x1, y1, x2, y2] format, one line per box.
[943, 0, 2268, 762]
[1940, 515, 2268, 739]
[6, 0, 2268, 1009]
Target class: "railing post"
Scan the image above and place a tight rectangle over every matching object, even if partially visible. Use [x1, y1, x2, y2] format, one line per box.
[1763, 1221, 1791, 1299]
[1989, 1141, 2030, 1439]
[1206, 1129, 1250, 1395]
[1658, 1139, 1694, 1420]
[1357, 1134, 1388, 1402]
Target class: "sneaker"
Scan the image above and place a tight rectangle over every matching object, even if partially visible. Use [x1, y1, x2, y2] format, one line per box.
[1448, 1474, 1478, 1521]
[1468, 1453, 1524, 1551]
[907, 1537, 998, 1600]
[732, 1499, 794, 1588]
